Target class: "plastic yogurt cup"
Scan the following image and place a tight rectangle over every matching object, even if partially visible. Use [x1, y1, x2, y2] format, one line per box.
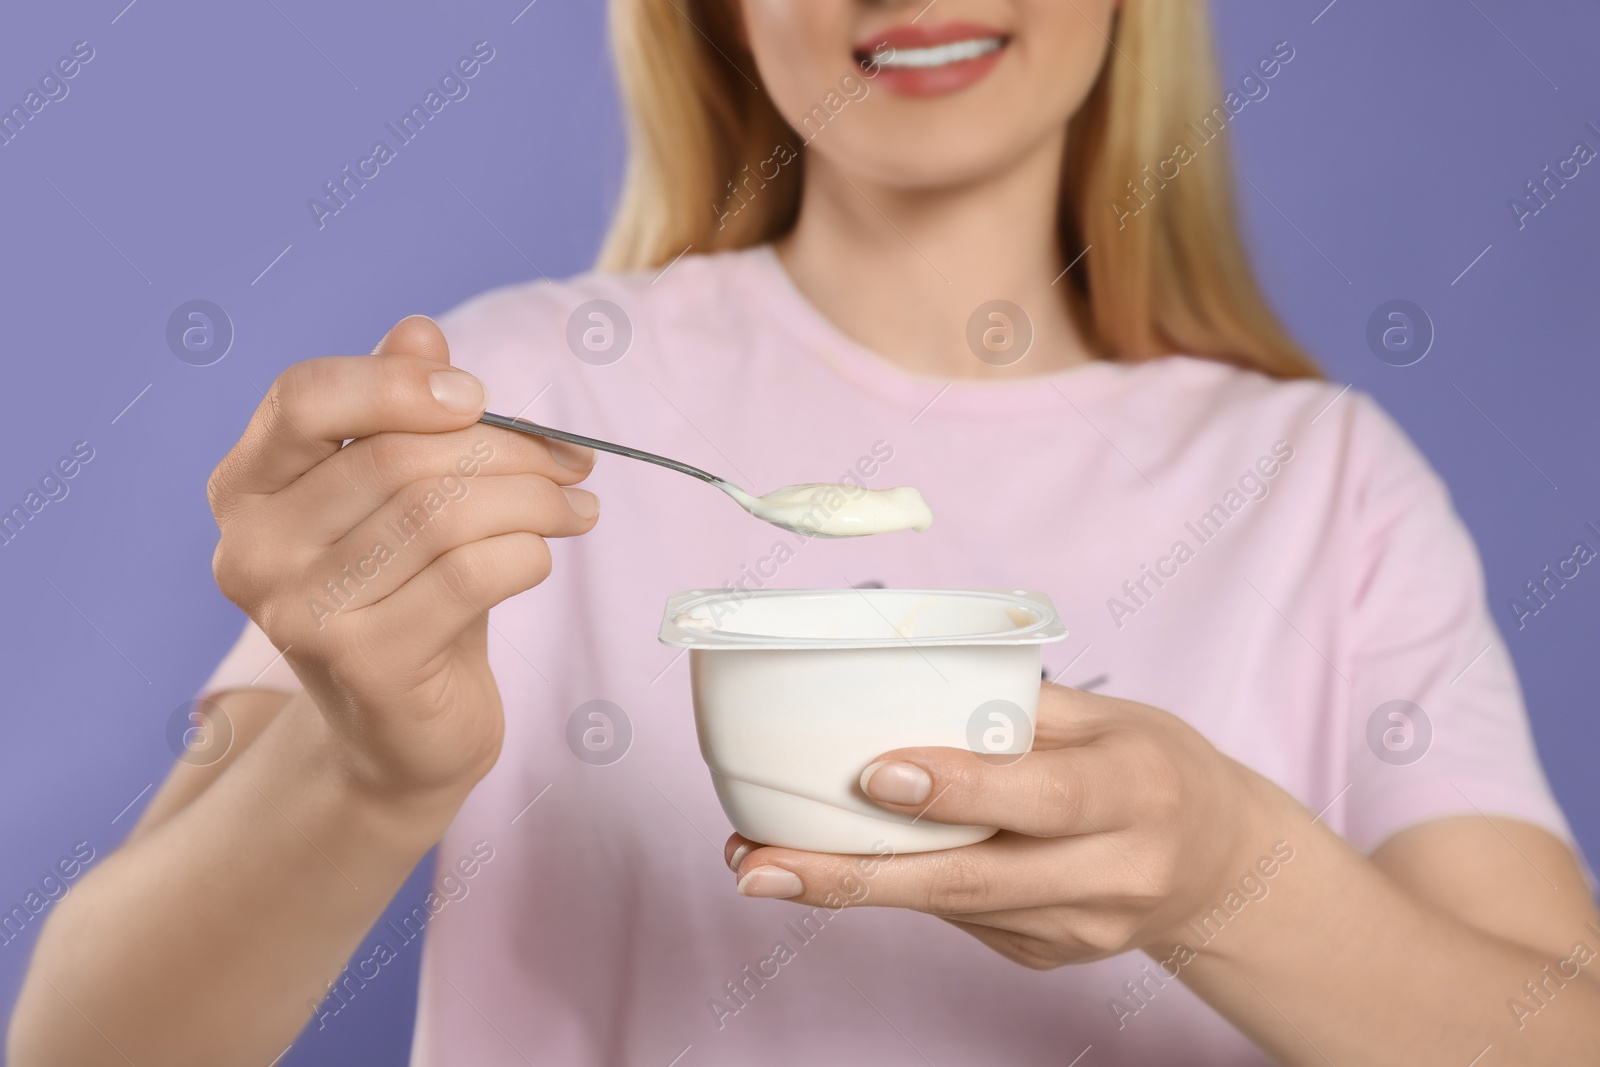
[658, 588, 1069, 854]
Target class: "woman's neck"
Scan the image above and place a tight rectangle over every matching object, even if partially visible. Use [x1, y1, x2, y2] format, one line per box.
[773, 128, 1097, 380]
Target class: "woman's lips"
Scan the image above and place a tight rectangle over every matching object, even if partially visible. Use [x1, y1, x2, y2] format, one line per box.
[854, 21, 1010, 97]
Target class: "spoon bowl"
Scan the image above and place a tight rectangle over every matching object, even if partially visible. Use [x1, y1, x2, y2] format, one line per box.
[479, 411, 930, 538]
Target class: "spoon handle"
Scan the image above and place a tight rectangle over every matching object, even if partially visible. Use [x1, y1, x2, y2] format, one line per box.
[478, 411, 730, 489]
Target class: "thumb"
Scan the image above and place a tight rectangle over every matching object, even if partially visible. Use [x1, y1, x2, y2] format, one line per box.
[1031, 681, 1118, 750]
[372, 314, 451, 362]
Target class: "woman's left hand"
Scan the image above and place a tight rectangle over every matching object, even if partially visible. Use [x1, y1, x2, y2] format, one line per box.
[723, 682, 1279, 968]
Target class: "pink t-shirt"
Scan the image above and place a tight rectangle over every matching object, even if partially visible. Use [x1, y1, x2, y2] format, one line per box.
[204, 245, 1573, 1065]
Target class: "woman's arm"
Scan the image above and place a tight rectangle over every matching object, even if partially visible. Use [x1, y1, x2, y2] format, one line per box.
[9, 316, 600, 1065]
[125, 686, 293, 843]
[7, 691, 466, 1067]
[726, 684, 1600, 1065]
[1165, 776, 1600, 1065]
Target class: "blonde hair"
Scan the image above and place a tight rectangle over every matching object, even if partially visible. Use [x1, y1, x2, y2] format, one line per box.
[600, 0, 1319, 380]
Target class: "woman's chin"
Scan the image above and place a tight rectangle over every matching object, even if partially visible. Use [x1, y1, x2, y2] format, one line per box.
[806, 134, 1055, 197]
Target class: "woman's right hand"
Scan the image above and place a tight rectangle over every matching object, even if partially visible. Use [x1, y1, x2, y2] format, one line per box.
[206, 315, 598, 800]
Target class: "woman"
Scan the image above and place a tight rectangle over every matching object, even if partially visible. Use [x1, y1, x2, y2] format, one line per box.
[11, 1, 1598, 1064]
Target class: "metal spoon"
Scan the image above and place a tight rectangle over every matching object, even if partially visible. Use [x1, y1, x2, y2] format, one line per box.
[479, 410, 852, 538]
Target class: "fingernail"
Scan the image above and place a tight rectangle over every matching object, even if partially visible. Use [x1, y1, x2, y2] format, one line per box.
[429, 370, 486, 415]
[860, 760, 932, 805]
[549, 439, 595, 471]
[736, 866, 802, 898]
[561, 486, 600, 519]
[727, 844, 752, 872]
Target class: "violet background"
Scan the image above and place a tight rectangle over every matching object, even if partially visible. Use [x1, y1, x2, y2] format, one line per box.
[2, 1, 1598, 1063]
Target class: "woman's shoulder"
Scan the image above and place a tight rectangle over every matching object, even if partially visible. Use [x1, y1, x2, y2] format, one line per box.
[1121, 354, 1441, 502]
[1123, 352, 1344, 420]
[428, 247, 769, 424]
[436, 247, 767, 341]
[1132, 354, 1405, 445]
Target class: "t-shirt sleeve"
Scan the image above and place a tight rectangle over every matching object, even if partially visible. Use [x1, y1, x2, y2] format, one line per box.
[1339, 395, 1577, 857]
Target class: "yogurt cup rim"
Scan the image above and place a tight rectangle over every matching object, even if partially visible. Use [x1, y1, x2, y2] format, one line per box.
[657, 587, 1069, 650]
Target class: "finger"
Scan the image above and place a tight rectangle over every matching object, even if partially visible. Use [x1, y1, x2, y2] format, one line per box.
[372, 314, 594, 471]
[729, 833, 1123, 915]
[308, 473, 598, 609]
[211, 354, 489, 502]
[372, 314, 451, 361]
[357, 531, 555, 661]
[275, 424, 596, 544]
[724, 834, 760, 873]
[856, 740, 1133, 836]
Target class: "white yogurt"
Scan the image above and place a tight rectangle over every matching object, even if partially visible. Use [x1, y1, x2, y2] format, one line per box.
[657, 588, 1070, 853]
[728, 483, 933, 537]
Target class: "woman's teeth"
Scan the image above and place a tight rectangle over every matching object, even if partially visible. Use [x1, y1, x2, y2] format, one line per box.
[874, 36, 1005, 70]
